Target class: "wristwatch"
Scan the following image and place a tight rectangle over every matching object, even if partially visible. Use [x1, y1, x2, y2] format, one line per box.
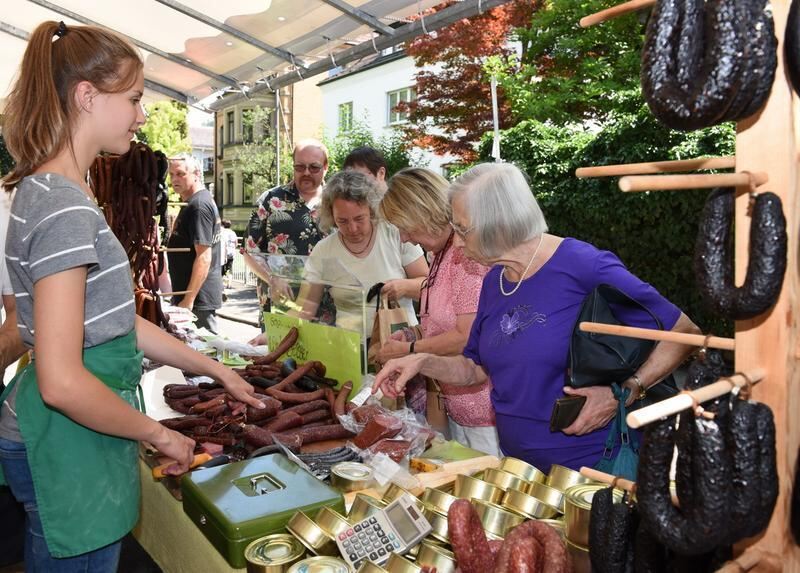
[629, 374, 646, 401]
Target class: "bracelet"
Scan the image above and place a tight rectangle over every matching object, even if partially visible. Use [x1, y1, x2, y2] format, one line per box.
[630, 374, 646, 401]
[409, 341, 416, 354]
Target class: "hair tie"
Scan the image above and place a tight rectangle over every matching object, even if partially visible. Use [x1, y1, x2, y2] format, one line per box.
[53, 21, 68, 41]
[735, 371, 755, 400]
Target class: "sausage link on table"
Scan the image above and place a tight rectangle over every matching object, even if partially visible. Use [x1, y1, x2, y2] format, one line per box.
[447, 499, 496, 573]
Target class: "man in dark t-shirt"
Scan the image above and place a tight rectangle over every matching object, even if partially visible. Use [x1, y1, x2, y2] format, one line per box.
[167, 155, 222, 333]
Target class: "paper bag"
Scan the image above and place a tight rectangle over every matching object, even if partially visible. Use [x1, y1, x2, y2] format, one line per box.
[367, 295, 410, 365]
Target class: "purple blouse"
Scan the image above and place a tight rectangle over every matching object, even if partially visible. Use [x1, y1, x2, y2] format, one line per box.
[463, 238, 681, 471]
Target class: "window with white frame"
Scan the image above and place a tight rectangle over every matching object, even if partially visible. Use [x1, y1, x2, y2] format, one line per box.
[338, 102, 354, 132]
[387, 87, 415, 125]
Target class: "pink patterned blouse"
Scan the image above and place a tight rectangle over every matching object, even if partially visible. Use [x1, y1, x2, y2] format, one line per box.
[422, 245, 495, 427]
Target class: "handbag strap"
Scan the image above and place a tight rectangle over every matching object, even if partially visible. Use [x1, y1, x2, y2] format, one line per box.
[602, 384, 638, 453]
[596, 284, 663, 331]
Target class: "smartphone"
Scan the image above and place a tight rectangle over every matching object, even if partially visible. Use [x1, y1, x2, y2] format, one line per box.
[549, 395, 587, 432]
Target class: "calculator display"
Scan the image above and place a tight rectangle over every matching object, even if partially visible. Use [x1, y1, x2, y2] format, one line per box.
[385, 504, 419, 543]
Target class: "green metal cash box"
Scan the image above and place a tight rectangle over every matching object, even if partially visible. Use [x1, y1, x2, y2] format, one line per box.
[181, 454, 345, 568]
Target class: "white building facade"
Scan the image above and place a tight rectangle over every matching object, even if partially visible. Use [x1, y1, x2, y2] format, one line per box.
[318, 51, 455, 175]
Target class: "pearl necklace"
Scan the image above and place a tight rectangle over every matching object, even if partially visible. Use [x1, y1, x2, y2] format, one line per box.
[499, 235, 543, 297]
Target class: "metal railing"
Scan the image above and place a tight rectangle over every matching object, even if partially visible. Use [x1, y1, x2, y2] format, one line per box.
[230, 251, 259, 287]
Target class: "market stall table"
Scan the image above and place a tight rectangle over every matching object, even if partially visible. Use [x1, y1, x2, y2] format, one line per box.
[133, 460, 245, 573]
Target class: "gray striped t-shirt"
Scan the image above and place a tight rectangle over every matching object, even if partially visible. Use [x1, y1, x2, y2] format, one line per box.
[0, 173, 136, 441]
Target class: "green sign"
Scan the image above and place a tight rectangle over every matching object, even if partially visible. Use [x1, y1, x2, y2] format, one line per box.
[264, 312, 364, 395]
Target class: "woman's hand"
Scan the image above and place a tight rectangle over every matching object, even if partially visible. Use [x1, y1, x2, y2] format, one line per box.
[150, 424, 196, 475]
[215, 368, 264, 409]
[381, 279, 414, 302]
[248, 332, 267, 346]
[372, 354, 426, 397]
[561, 385, 617, 435]
[375, 339, 411, 364]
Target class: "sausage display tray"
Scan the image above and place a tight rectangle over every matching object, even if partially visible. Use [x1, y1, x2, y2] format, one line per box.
[181, 453, 345, 568]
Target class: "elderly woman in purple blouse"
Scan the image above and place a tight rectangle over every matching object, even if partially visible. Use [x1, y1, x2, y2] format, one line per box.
[373, 163, 700, 472]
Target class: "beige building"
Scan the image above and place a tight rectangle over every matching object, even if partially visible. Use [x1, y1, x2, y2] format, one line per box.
[210, 71, 327, 232]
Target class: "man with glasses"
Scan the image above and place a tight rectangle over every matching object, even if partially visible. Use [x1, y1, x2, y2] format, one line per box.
[245, 139, 330, 320]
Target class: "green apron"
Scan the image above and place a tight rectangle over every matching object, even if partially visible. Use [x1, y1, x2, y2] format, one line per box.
[0, 331, 144, 558]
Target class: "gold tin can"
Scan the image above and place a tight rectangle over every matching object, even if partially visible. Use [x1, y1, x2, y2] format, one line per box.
[422, 505, 450, 543]
[384, 553, 422, 573]
[453, 474, 504, 505]
[382, 484, 424, 510]
[482, 468, 528, 493]
[287, 556, 353, 573]
[472, 499, 525, 538]
[315, 506, 351, 538]
[421, 488, 458, 514]
[331, 462, 375, 493]
[564, 484, 623, 547]
[356, 562, 389, 573]
[538, 518, 566, 538]
[499, 458, 546, 484]
[348, 494, 387, 523]
[415, 541, 456, 573]
[245, 534, 306, 573]
[529, 481, 566, 513]
[565, 539, 591, 573]
[286, 511, 338, 556]
[546, 465, 593, 492]
[502, 488, 559, 519]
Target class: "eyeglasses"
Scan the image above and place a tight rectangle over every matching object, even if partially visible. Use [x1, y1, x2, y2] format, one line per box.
[294, 163, 324, 174]
[449, 220, 475, 239]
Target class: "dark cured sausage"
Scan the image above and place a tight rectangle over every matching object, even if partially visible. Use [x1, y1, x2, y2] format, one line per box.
[786, 0, 800, 96]
[589, 487, 636, 573]
[267, 388, 326, 404]
[273, 424, 354, 446]
[282, 400, 330, 415]
[694, 189, 787, 319]
[253, 327, 298, 365]
[334, 381, 352, 416]
[245, 396, 281, 423]
[637, 414, 732, 554]
[264, 412, 303, 432]
[447, 499, 495, 573]
[641, 0, 746, 130]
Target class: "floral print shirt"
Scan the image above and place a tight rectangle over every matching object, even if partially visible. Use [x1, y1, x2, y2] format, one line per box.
[246, 183, 324, 313]
[246, 183, 322, 256]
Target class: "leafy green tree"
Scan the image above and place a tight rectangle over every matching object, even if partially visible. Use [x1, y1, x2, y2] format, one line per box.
[479, 107, 736, 334]
[136, 100, 191, 156]
[233, 106, 293, 198]
[324, 117, 426, 178]
[490, 0, 646, 125]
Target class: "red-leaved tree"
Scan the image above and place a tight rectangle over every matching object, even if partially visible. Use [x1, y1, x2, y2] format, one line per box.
[398, 0, 538, 162]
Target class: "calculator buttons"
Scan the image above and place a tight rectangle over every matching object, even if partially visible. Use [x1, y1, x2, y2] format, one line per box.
[338, 532, 347, 541]
[378, 548, 386, 557]
[369, 552, 378, 560]
[369, 517, 377, 524]
[381, 536, 389, 545]
[354, 524, 362, 532]
[346, 529, 354, 537]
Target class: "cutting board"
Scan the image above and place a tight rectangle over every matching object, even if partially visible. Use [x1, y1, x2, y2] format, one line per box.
[342, 455, 501, 507]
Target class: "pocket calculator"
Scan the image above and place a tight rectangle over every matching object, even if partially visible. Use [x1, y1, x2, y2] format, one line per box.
[335, 495, 431, 570]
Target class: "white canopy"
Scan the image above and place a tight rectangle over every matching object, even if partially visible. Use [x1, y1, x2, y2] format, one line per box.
[0, 0, 509, 110]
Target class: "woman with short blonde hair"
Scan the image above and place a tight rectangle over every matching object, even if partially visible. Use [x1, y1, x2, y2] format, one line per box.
[376, 168, 500, 455]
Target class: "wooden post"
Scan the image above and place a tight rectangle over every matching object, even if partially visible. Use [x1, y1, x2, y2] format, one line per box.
[735, 1, 800, 569]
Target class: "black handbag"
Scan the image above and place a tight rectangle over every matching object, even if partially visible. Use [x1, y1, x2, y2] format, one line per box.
[566, 284, 678, 406]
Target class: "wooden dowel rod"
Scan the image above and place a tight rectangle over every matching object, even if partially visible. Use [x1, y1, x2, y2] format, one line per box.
[627, 369, 765, 429]
[579, 0, 655, 27]
[619, 171, 768, 192]
[579, 322, 736, 351]
[575, 156, 735, 178]
[159, 290, 192, 297]
[579, 467, 636, 492]
[716, 549, 765, 572]
[160, 247, 192, 253]
[168, 202, 188, 207]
